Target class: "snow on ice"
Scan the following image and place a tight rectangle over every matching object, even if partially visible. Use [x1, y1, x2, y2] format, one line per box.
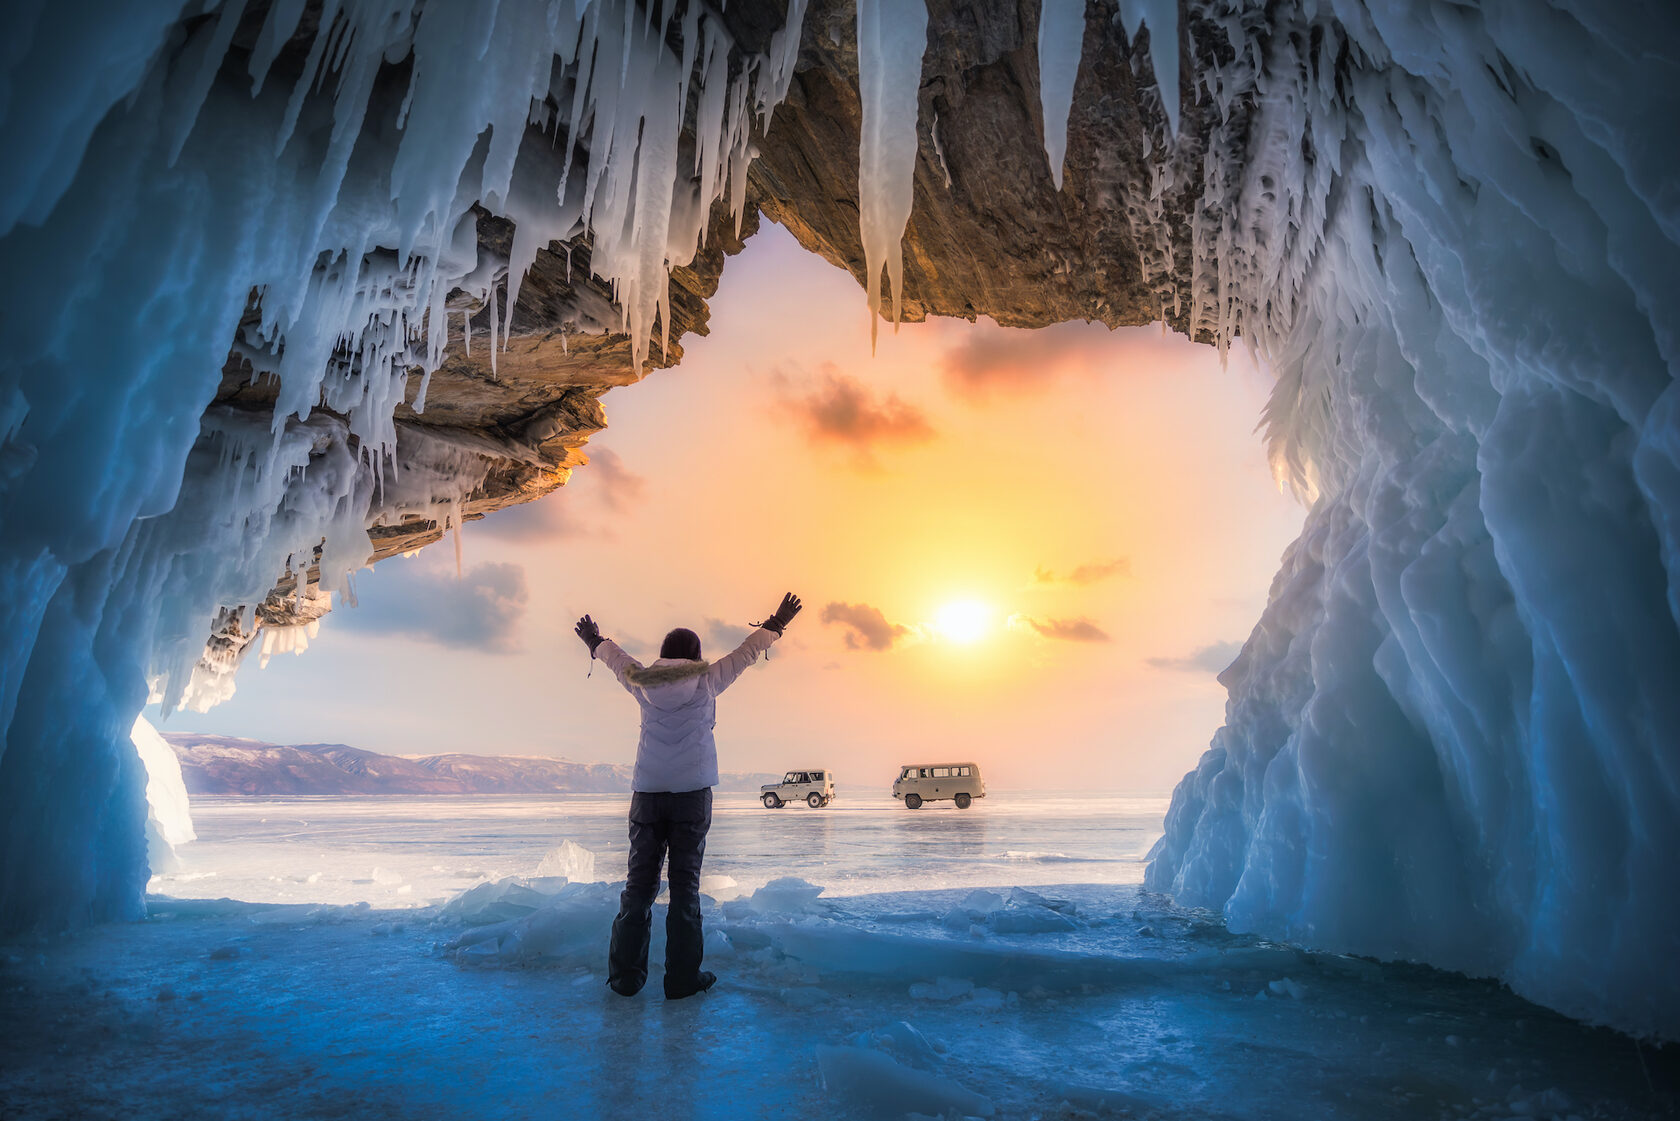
[3, 799, 1670, 1117]
[10, 852, 1653, 1119]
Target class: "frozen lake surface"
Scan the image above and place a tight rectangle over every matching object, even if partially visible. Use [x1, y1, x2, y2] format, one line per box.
[5, 793, 1674, 1120]
[148, 791, 1169, 906]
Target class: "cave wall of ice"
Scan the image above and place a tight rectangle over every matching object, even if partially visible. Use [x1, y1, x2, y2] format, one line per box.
[1135, 0, 1680, 1038]
[0, 0, 1676, 1040]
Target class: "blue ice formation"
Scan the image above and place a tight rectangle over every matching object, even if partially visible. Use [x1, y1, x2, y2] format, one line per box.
[1136, 0, 1680, 1039]
[0, 0, 1676, 1043]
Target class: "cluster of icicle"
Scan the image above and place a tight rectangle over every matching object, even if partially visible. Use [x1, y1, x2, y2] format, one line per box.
[1112, 0, 1678, 1039]
[0, 0, 806, 928]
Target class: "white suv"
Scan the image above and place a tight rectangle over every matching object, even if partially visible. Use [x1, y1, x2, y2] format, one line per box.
[761, 770, 835, 808]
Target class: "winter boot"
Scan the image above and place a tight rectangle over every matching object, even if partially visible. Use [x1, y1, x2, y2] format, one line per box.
[664, 970, 716, 1000]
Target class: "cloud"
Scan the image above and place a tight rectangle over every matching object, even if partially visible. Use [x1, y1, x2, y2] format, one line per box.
[584, 447, 647, 512]
[478, 446, 646, 541]
[339, 559, 529, 653]
[700, 616, 751, 652]
[820, 601, 911, 652]
[1147, 640, 1243, 674]
[1010, 615, 1112, 643]
[775, 364, 935, 465]
[1030, 557, 1131, 587]
[940, 320, 1123, 398]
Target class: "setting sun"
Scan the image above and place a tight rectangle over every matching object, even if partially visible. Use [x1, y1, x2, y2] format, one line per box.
[935, 600, 993, 644]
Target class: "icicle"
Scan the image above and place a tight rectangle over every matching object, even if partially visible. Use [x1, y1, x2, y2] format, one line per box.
[247, 0, 308, 95]
[488, 280, 499, 376]
[756, 0, 811, 128]
[450, 498, 464, 579]
[657, 274, 671, 362]
[855, 0, 928, 351]
[164, 0, 252, 167]
[1117, 0, 1180, 138]
[1037, 0, 1086, 190]
[680, 0, 701, 112]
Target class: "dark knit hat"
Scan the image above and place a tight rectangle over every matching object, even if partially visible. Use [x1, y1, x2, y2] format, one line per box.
[660, 627, 702, 661]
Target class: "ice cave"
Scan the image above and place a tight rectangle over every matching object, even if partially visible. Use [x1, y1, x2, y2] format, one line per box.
[1, 0, 1677, 1108]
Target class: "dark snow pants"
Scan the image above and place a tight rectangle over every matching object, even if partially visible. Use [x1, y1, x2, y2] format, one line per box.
[608, 787, 712, 997]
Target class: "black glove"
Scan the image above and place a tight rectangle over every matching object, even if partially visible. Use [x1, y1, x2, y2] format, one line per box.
[574, 614, 605, 654]
[761, 593, 802, 634]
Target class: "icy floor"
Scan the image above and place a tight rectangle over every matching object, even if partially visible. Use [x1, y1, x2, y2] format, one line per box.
[4, 796, 1674, 1120]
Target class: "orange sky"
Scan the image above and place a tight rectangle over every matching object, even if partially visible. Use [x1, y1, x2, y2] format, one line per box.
[168, 223, 1303, 792]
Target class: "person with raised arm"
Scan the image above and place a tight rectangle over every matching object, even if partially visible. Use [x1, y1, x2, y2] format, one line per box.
[574, 593, 803, 999]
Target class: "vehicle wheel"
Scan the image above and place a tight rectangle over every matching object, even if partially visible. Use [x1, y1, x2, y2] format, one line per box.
[905, 794, 922, 810]
[807, 792, 824, 808]
[955, 793, 972, 809]
[763, 793, 781, 809]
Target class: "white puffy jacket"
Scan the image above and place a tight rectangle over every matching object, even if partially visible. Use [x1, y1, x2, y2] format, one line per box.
[595, 627, 782, 792]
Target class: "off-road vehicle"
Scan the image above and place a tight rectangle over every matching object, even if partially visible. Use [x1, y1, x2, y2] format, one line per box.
[760, 770, 834, 808]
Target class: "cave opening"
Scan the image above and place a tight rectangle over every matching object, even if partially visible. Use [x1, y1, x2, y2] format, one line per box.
[139, 218, 1307, 954]
[158, 221, 1303, 807]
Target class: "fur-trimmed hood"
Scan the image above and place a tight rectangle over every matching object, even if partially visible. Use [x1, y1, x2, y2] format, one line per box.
[621, 657, 711, 688]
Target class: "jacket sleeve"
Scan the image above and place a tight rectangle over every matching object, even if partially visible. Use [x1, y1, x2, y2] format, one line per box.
[594, 639, 643, 696]
[703, 627, 781, 695]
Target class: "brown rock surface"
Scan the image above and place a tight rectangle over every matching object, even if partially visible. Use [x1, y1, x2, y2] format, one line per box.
[750, 0, 1195, 334]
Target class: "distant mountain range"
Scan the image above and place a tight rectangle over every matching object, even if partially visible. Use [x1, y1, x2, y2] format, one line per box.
[162, 733, 778, 796]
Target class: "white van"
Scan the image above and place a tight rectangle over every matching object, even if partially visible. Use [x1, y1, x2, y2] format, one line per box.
[892, 763, 984, 809]
[761, 769, 835, 808]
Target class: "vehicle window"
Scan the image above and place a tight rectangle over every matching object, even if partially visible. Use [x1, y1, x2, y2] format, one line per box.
[932, 767, 949, 777]
[812, 771, 824, 780]
[958, 766, 970, 776]
[785, 772, 798, 783]
[919, 768, 930, 779]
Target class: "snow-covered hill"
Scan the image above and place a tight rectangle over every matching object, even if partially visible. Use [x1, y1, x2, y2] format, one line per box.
[164, 734, 775, 796]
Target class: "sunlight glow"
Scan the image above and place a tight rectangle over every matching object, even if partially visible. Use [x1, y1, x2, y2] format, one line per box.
[935, 600, 993, 644]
